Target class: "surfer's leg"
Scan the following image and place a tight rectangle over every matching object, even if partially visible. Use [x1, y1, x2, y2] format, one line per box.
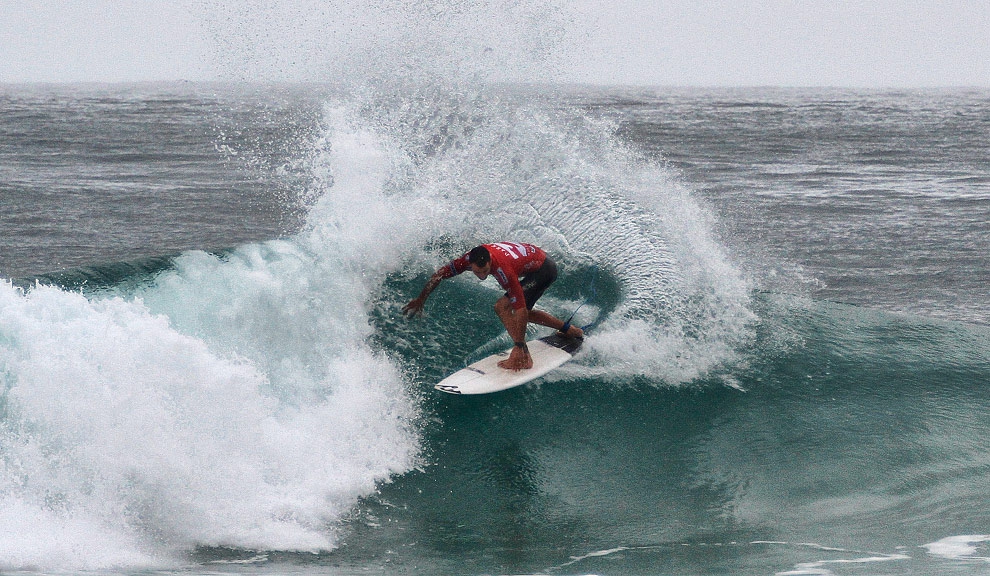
[519, 257, 557, 310]
[494, 296, 514, 328]
[519, 259, 582, 338]
[529, 310, 584, 338]
[494, 297, 534, 370]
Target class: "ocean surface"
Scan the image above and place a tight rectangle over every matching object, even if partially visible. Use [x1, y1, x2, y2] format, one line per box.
[1, 82, 989, 576]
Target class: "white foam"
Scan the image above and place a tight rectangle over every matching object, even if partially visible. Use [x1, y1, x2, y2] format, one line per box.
[777, 553, 912, 575]
[923, 534, 990, 561]
[0, 109, 424, 570]
[0, 495, 158, 571]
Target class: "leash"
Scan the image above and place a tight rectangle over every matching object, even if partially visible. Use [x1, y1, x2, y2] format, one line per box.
[561, 266, 597, 334]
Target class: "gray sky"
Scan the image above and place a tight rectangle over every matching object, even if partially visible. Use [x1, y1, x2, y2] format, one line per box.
[2, 0, 988, 86]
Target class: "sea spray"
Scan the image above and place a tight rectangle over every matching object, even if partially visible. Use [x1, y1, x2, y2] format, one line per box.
[194, 0, 570, 84]
[194, 0, 755, 383]
[337, 81, 756, 384]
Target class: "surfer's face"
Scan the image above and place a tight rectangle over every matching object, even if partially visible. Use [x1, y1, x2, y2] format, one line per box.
[470, 262, 490, 280]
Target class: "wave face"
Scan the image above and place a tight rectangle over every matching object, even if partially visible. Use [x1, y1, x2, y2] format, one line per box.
[347, 293, 990, 576]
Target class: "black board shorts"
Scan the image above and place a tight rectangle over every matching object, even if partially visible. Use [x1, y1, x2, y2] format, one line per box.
[515, 256, 558, 310]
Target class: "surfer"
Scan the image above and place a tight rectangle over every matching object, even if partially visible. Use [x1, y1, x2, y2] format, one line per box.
[403, 242, 584, 371]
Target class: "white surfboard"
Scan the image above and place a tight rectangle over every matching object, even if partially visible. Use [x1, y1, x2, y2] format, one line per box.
[435, 333, 584, 395]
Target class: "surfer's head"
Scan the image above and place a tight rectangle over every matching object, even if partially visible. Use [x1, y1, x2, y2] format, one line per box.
[468, 245, 491, 280]
[468, 246, 491, 267]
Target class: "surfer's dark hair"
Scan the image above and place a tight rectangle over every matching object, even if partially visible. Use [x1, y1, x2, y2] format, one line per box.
[468, 245, 490, 266]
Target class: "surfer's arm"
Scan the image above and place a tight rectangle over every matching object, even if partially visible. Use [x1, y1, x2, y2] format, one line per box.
[403, 256, 470, 317]
[403, 270, 446, 318]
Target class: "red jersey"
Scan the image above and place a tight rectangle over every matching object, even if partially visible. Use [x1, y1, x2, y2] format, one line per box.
[440, 242, 546, 310]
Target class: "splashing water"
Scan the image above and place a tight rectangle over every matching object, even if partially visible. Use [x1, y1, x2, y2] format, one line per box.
[329, 82, 756, 383]
[0, 1, 755, 570]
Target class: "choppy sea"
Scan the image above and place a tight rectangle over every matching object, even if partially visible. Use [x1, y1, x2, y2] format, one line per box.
[1, 81, 988, 576]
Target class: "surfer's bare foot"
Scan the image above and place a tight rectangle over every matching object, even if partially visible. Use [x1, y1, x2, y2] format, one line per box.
[498, 357, 533, 371]
[559, 325, 584, 339]
[499, 347, 533, 371]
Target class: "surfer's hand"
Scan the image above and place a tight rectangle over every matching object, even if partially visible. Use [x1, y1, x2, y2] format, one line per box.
[402, 298, 425, 318]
